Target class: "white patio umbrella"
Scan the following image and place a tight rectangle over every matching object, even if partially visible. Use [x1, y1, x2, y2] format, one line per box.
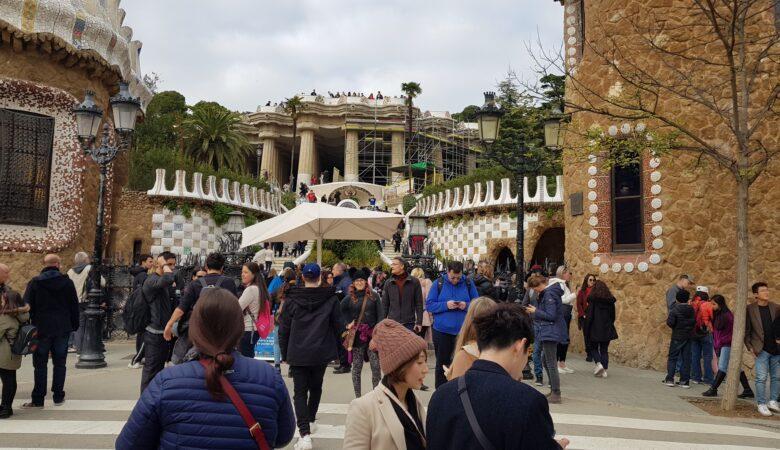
[240, 202, 404, 265]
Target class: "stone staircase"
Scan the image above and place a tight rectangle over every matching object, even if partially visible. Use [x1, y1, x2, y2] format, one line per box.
[265, 240, 313, 272]
[380, 240, 402, 263]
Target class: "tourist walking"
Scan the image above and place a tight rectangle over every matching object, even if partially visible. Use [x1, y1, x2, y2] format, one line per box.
[525, 273, 566, 403]
[548, 266, 576, 374]
[128, 254, 153, 369]
[393, 230, 402, 253]
[332, 262, 353, 374]
[744, 282, 780, 416]
[0, 264, 30, 418]
[278, 263, 343, 450]
[237, 262, 271, 358]
[382, 258, 424, 332]
[20, 254, 79, 409]
[343, 319, 429, 450]
[664, 289, 695, 388]
[427, 303, 569, 449]
[410, 268, 432, 340]
[65, 251, 91, 354]
[426, 260, 479, 388]
[164, 253, 236, 364]
[340, 269, 382, 398]
[445, 296, 496, 381]
[263, 244, 275, 273]
[116, 288, 295, 449]
[690, 286, 714, 385]
[139, 253, 177, 393]
[702, 294, 754, 398]
[576, 274, 596, 362]
[473, 261, 496, 300]
[585, 280, 618, 378]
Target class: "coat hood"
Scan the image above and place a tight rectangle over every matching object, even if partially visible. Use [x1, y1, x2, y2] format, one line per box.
[71, 263, 90, 275]
[129, 266, 147, 276]
[35, 267, 73, 291]
[286, 286, 339, 309]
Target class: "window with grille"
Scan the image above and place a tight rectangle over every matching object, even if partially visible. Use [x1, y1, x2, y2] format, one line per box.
[611, 149, 644, 252]
[0, 108, 54, 227]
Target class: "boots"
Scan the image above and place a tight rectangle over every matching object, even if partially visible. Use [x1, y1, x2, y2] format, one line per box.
[738, 371, 754, 399]
[0, 405, 12, 419]
[702, 371, 726, 397]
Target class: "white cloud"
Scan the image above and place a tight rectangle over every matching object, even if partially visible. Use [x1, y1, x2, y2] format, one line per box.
[122, 0, 563, 113]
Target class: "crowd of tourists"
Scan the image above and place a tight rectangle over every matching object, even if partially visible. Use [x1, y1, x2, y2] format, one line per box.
[0, 248, 777, 448]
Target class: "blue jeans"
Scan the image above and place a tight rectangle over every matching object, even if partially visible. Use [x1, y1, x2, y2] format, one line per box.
[273, 332, 281, 366]
[32, 333, 70, 405]
[532, 339, 544, 379]
[754, 351, 780, 405]
[690, 333, 714, 383]
[717, 346, 731, 373]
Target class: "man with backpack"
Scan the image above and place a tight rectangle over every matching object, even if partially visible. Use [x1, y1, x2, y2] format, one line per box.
[21, 254, 79, 408]
[163, 253, 236, 364]
[426, 260, 479, 388]
[126, 254, 153, 369]
[139, 252, 177, 393]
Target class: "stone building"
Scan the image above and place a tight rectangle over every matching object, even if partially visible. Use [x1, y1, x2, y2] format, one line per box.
[241, 95, 480, 204]
[553, 1, 779, 369]
[0, 0, 151, 286]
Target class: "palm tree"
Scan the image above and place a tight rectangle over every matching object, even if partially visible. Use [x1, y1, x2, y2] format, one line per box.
[284, 95, 305, 192]
[401, 82, 422, 138]
[182, 103, 251, 172]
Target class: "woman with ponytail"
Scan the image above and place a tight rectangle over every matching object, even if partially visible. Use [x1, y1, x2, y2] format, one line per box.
[116, 288, 295, 450]
[341, 269, 382, 398]
[237, 262, 271, 358]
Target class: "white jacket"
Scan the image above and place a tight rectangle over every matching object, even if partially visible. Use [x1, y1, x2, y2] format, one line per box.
[548, 277, 576, 305]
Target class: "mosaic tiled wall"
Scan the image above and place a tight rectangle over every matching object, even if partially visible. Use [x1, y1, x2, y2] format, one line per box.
[150, 207, 224, 257]
[428, 213, 539, 261]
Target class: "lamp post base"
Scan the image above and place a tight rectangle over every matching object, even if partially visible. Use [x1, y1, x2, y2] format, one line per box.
[75, 287, 107, 369]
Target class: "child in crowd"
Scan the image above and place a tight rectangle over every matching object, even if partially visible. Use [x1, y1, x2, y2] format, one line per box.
[664, 289, 696, 388]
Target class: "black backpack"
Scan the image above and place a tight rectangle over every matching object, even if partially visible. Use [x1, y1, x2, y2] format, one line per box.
[122, 286, 150, 335]
[175, 276, 228, 337]
[11, 322, 38, 356]
[436, 276, 474, 296]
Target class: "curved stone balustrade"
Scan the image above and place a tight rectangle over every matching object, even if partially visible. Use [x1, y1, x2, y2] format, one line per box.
[417, 175, 564, 217]
[147, 169, 283, 216]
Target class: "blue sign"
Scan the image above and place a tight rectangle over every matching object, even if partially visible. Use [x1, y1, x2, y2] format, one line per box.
[254, 328, 277, 361]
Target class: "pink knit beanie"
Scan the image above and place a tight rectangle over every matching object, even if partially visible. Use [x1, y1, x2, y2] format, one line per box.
[369, 319, 427, 374]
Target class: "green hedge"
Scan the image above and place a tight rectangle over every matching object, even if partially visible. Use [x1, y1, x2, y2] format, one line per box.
[419, 166, 513, 199]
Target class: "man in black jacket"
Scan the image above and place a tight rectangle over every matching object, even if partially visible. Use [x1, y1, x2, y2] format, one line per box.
[128, 254, 153, 369]
[664, 289, 696, 388]
[278, 263, 343, 450]
[140, 252, 177, 393]
[21, 254, 79, 408]
[427, 303, 568, 449]
[381, 257, 423, 332]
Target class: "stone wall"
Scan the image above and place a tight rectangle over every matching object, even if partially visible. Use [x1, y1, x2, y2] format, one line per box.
[0, 46, 120, 288]
[560, 1, 780, 370]
[108, 191, 157, 262]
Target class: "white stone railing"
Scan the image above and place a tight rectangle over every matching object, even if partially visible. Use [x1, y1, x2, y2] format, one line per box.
[147, 169, 283, 216]
[417, 175, 564, 217]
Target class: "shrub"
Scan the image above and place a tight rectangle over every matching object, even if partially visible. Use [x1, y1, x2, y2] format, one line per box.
[307, 248, 340, 268]
[211, 203, 232, 226]
[402, 195, 417, 214]
[344, 241, 382, 268]
[281, 191, 298, 210]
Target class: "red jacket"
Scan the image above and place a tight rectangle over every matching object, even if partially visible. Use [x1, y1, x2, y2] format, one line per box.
[576, 287, 592, 318]
[691, 296, 713, 331]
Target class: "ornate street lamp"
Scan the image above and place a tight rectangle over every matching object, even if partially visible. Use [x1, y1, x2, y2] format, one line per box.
[73, 82, 141, 369]
[476, 92, 503, 144]
[544, 107, 566, 150]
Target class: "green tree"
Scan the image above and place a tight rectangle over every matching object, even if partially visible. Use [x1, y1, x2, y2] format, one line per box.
[284, 95, 305, 191]
[401, 82, 422, 137]
[452, 105, 480, 122]
[539, 74, 565, 111]
[134, 90, 186, 150]
[182, 103, 251, 172]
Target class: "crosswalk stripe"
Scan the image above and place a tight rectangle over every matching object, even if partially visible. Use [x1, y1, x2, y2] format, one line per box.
[0, 420, 126, 435]
[11, 400, 136, 411]
[562, 435, 779, 450]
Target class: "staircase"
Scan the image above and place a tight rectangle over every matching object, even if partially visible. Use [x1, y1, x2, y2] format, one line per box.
[266, 240, 312, 272]
[380, 240, 402, 263]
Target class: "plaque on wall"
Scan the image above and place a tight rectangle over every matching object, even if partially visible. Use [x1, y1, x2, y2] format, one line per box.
[570, 192, 584, 216]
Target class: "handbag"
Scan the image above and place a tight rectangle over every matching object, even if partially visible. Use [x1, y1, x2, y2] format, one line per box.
[343, 294, 369, 352]
[198, 359, 270, 450]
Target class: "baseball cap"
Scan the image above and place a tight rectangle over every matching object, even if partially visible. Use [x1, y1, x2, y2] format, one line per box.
[302, 263, 321, 278]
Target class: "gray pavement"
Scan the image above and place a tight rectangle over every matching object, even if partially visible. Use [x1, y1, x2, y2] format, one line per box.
[2, 340, 779, 449]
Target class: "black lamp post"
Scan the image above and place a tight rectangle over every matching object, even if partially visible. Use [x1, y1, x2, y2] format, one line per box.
[73, 83, 141, 369]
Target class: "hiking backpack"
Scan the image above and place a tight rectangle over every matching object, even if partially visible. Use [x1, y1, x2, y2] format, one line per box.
[11, 322, 38, 356]
[122, 286, 150, 335]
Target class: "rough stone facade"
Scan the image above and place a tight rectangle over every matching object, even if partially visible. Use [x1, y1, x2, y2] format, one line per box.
[558, 1, 780, 369]
[108, 191, 157, 262]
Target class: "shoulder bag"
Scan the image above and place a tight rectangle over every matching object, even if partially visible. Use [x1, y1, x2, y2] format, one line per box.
[342, 293, 369, 352]
[198, 359, 270, 450]
[457, 375, 496, 450]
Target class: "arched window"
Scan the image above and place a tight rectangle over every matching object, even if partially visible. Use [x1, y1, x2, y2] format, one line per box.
[0, 108, 54, 227]
[611, 149, 643, 252]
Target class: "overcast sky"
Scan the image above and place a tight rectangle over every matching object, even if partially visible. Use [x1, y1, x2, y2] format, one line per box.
[122, 1, 563, 114]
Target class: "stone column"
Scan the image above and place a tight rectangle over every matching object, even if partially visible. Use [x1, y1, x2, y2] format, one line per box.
[433, 144, 443, 184]
[344, 130, 359, 182]
[298, 129, 315, 187]
[391, 131, 405, 184]
[260, 137, 278, 182]
[466, 153, 477, 175]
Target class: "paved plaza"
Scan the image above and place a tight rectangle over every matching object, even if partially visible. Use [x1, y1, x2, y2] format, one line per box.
[0, 341, 776, 450]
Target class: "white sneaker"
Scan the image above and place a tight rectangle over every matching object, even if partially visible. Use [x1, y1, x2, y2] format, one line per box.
[127, 362, 142, 369]
[757, 404, 773, 416]
[768, 400, 780, 413]
[601, 370, 608, 378]
[560, 366, 575, 374]
[594, 363, 605, 376]
[294, 435, 313, 450]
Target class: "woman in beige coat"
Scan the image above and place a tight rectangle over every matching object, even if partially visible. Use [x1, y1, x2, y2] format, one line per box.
[344, 319, 429, 450]
[0, 285, 30, 419]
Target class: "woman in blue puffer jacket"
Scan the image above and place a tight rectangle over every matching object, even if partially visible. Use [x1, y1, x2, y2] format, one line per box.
[116, 288, 295, 449]
[524, 273, 567, 404]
